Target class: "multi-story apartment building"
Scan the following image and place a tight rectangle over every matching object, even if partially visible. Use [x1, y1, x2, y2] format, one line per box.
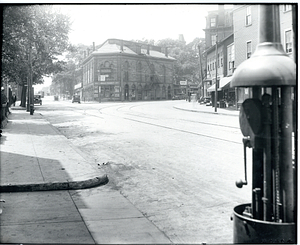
[203, 4, 294, 108]
[203, 5, 234, 107]
[80, 39, 176, 102]
[206, 34, 235, 106]
[232, 4, 294, 105]
[203, 5, 233, 49]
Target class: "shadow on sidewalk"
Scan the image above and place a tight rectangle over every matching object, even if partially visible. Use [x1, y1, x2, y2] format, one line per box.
[0, 151, 71, 186]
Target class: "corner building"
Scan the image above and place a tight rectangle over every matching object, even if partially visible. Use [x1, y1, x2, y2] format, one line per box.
[81, 39, 176, 102]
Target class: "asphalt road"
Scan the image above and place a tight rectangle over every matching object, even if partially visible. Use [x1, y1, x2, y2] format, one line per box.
[38, 97, 252, 244]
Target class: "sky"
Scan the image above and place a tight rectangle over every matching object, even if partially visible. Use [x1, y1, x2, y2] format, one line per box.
[54, 4, 228, 46]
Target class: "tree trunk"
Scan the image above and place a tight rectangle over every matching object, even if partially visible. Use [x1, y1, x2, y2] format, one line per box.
[20, 85, 27, 107]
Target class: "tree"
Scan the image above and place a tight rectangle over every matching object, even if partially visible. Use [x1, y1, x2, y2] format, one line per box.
[1, 5, 71, 106]
[51, 43, 90, 97]
[156, 37, 206, 86]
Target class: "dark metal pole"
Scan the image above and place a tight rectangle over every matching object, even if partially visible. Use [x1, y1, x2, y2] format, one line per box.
[214, 38, 218, 112]
[259, 5, 280, 43]
[252, 87, 263, 220]
[198, 44, 204, 98]
[262, 94, 272, 221]
[280, 86, 294, 223]
[272, 87, 281, 222]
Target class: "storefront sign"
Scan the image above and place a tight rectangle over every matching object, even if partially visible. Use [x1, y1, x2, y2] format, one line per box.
[101, 81, 119, 85]
[100, 75, 107, 81]
[74, 83, 82, 89]
[100, 68, 112, 73]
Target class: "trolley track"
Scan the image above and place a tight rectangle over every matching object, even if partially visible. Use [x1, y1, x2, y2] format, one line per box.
[73, 103, 242, 145]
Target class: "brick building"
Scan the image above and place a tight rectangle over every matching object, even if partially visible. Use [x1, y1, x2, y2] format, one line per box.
[81, 39, 175, 102]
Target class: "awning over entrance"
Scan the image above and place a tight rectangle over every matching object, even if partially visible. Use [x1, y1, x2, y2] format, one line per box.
[207, 76, 232, 92]
[219, 76, 232, 90]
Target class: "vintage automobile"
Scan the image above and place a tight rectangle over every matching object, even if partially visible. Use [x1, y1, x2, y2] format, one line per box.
[199, 96, 212, 106]
[34, 95, 42, 105]
[72, 95, 81, 103]
[172, 93, 185, 100]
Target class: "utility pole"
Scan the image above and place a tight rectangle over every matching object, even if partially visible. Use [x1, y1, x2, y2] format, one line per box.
[214, 36, 218, 112]
[27, 41, 33, 114]
[197, 43, 204, 98]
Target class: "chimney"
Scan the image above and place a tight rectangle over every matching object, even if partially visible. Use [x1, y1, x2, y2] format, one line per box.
[218, 4, 225, 27]
[137, 45, 141, 55]
[93, 42, 95, 51]
[165, 47, 168, 57]
[87, 48, 90, 56]
[120, 40, 124, 52]
[147, 45, 150, 55]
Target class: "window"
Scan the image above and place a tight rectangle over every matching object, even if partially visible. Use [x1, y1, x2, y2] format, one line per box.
[227, 44, 235, 72]
[246, 41, 252, 59]
[285, 30, 292, 53]
[245, 6, 251, 26]
[217, 53, 220, 68]
[284, 4, 292, 12]
[220, 51, 223, 67]
[124, 61, 129, 81]
[163, 65, 166, 83]
[211, 35, 217, 46]
[104, 61, 110, 68]
[210, 17, 216, 27]
[137, 62, 142, 81]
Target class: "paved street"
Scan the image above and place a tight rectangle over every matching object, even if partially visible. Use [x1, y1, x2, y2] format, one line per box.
[37, 97, 250, 244]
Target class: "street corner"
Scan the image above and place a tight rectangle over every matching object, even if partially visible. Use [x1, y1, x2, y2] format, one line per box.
[68, 174, 109, 190]
[0, 174, 109, 192]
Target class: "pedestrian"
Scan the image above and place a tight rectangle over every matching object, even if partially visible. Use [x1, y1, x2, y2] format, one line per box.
[1, 87, 8, 119]
[12, 93, 17, 106]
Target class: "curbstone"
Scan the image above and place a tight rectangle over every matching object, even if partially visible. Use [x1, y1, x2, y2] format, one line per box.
[0, 175, 108, 192]
[173, 105, 239, 117]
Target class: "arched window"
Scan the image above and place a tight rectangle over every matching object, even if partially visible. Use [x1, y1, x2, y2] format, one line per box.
[150, 64, 155, 82]
[104, 61, 110, 68]
[124, 61, 129, 81]
[162, 65, 166, 83]
[137, 62, 142, 82]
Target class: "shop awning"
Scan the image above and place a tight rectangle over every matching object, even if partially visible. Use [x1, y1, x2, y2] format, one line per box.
[207, 76, 232, 92]
[207, 83, 216, 92]
[219, 76, 232, 90]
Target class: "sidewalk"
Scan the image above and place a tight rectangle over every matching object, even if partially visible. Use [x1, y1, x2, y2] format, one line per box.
[0, 107, 171, 244]
[173, 100, 239, 116]
[0, 108, 108, 191]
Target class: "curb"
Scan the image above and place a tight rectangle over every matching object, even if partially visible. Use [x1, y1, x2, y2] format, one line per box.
[0, 175, 109, 192]
[173, 105, 239, 117]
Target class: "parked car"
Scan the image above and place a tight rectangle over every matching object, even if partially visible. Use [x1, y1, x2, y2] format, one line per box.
[199, 97, 212, 106]
[34, 95, 42, 105]
[172, 94, 185, 100]
[72, 95, 81, 103]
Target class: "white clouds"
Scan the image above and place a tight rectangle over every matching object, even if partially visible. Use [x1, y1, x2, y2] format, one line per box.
[56, 4, 220, 45]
